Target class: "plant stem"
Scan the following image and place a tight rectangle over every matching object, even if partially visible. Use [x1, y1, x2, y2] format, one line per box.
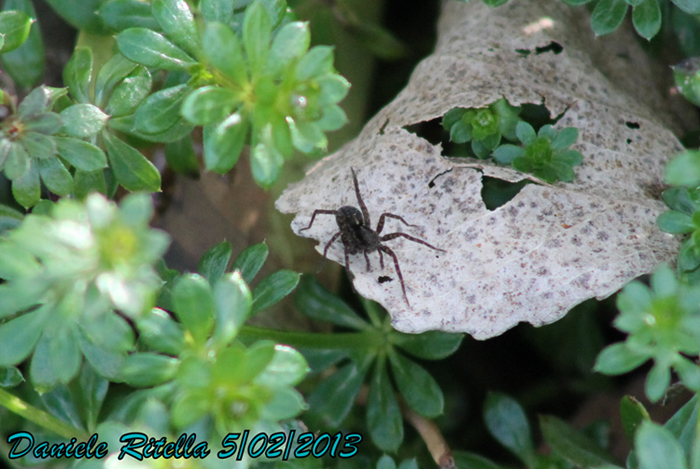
[239, 325, 384, 349]
[0, 388, 86, 440]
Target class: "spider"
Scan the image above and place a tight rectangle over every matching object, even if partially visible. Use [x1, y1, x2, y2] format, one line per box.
[300, 168, 445, 306]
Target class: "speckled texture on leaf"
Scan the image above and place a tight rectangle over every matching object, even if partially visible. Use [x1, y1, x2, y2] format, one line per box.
[276, 0, 685, 339]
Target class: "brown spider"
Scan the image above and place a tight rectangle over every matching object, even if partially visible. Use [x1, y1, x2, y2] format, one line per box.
[300, 168, 445, 306]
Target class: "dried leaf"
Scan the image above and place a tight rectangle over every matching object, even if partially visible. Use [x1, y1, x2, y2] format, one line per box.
[276, 0, 686, 339]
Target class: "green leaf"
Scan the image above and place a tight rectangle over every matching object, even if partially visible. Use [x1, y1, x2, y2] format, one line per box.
[493, 144, 525, 164]
[243, 1, 272, 77]
[201, 0, 234, 24]
[0, 366, 24, 388]
[0, 203, 23, 233]
[4, 142, 30, 180]
[268, 21, 310, 75]
[181, 86, 240, 125]
[254, 344, 308, 387]
[203, 113, 249, 173]
[106, 65, 152, 117]
[103, 131, 161, 192]
[646, 361, 671, 402]
[44, 0, 107, 33]
[296, 46, 334, 81]
[94, 53, 138, 108]
[390, 330, 463, 360]
[63, 47, 93, 104]
[152, 0, 200, 56]
[74, 363, 109, 429]
[665, 395, 697, 452]
[74, 169, 107, 199]
[116, 28, 196, 70]
[98, 0, 160, 31]
[594, 343, 649, 374]
[55, 137, 107, 172]
[198, 240, 233, 284]
[77, 327, 125, 380]
[307, 360, 368, 427]
[12, 161, 40, 208]
[134, 84, 189, 135]
[38, 157, 73, 196]
[203, 21, 247, 85]
[666, 151, 700, 186]
[0, 10, 31, 53]
[136, 308, 184, 355]
[591, 0, 629, 36]
[21, 135, 55, 168]
[119, 352, 179, 387]
[294, 275, 370, 330]
[540, 415, 617, 467]
[261, 387, 306, 421]
[1, 0, 44, 88]
[620, 395, 650, 444]
[675, 357, 700, 392]
[60, 104, 109, 137]
[231, 241, 269, 284]
[251, 269, 300, 314]
[30, 327, 81, 391]
[0, 308, 46, 366]
[25, 112, 63, 135]
[18, 86, 52, 118]
[377, 455, 396, 469]
[453, 451, 506, 469]
[318, 74, 350, 106]
[637, 421, 688, 469]
[109, 113, 194, 143]
[367, 362, 403, 451]
[674, 0, 700, 15]
[212, 271, 251, 349]
[0, 241, 39, 280]
[484, 392, 537, 466]
[551, 127, 578, 150]
[172, 274, 215, 344]
[316, 104, 348, 131]
[389, 352, 443, 418]
[165, 135, 198, 177]
[251, 141, 283, 187]
[515, 121, 536, 145]
[633, 0, 662, 40]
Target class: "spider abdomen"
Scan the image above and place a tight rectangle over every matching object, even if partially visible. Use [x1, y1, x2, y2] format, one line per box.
[336, 205, 379, 254]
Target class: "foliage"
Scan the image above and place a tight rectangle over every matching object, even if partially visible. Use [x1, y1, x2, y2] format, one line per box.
[443, 99, 584, 183]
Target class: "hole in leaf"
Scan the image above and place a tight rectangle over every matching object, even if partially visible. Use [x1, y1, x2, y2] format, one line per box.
[626, 138, 632, 144]
[515, 48, 531, 56]
[535, 41, 563, 55]
[481, 177, 531, 210]
[378, 276, 392, 283]
[404, 118, 450, 147]
[625, 121, 640, 129]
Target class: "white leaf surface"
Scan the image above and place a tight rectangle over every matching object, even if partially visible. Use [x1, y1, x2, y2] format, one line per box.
[276, 0, 686, 339]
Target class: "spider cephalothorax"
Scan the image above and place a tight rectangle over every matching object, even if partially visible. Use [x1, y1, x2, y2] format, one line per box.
[300, 168, 445, 306]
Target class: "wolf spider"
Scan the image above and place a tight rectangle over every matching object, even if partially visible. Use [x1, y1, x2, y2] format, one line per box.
[300, 168, 445, 306]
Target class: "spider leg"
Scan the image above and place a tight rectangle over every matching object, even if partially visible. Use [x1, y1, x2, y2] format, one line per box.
[363, 251, 372, 271]
[317, 230, 342, 273]
[378, 245, 409, 306]
[344, 243, 352, 278]
[380, 232, 446, 253]
[376, 212, 417, 234]
[300, 209, 337, 231]
[351, 168, 371, 226]
[378, 249, 384, 269]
